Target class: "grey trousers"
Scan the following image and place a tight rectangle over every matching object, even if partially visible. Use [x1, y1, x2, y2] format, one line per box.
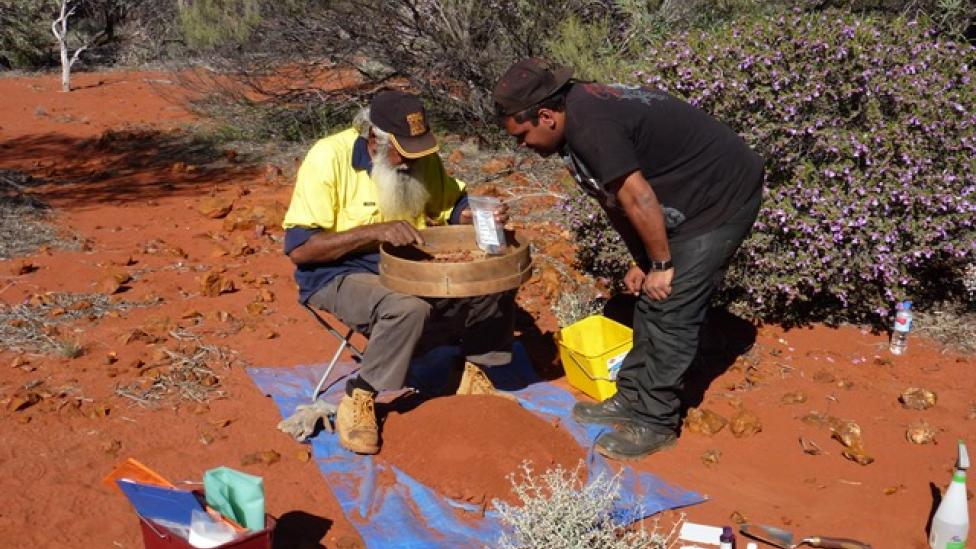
[615, 192, 762, 433]
[307, 273, 515, 392]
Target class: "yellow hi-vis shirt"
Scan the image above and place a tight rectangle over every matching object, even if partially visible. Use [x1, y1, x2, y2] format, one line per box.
[282, 128, 465, 232]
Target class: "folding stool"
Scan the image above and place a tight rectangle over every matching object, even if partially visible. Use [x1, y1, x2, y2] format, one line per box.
[302, 303, 366, 401]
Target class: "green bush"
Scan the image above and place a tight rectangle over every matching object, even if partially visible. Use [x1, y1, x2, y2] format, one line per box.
[562, 9, 975, 326]
[196, 97, 357, 144]
[177, 0, 262, 50]
[545, 16, 628, 84]
[0, 0, 56, 68]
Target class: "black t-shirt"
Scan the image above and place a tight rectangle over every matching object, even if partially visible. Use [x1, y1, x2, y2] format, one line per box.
[562, 83, 764, 241]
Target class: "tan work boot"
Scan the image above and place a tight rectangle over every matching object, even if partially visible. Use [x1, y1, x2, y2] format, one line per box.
[335, 388, 379, 454]
[456, 362, 517, 402]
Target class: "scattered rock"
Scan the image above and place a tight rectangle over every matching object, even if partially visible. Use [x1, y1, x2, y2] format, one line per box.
[479, 157, 512, 176]
[7, 391, 41, 412]
[799, 437, 824, 455]
[684, 407, 728, 435]
[812, 370, 836, 384]
[701, 448, 722, 466]
[780, 391, 808, 405]
[883, 484, 905, 495]
[905, 420, 938, 445]
[729, 408, 762, 438]
[800, 411, 841, 429]
[831, 420, 874, 465]
[537, 266, 561, 300]
[447, 149, 464, 164]
[10, 260, 38, 275]
[197, 196, 234, 219]
[899, 388, 937, 410]
[90, 404, 111, 419]
[201, 271, 236, 297]
[222, 201, 286, 232]
[98, 271, 131, 294]
[241, 449, 281, 466]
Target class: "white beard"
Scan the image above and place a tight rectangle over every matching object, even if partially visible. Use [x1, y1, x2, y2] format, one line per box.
[371, 153, 430, 221]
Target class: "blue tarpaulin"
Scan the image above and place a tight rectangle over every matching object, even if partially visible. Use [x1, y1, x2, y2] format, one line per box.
[246, 344, 703, 548]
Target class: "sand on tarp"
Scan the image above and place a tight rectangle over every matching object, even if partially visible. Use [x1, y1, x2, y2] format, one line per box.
[379, 394, 587, 507]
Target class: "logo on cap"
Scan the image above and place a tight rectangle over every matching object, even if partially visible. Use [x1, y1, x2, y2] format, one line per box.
[406, 112, 426, 136]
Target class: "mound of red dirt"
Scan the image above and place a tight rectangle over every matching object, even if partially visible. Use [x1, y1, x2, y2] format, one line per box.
[379, 395, 586, 507]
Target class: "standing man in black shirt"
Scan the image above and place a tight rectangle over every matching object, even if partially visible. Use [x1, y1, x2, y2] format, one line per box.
[493, 58, 764, 460]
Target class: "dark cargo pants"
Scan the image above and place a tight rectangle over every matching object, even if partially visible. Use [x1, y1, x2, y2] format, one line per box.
[308, 273, 515, 392]
[614, 192, 762, 433]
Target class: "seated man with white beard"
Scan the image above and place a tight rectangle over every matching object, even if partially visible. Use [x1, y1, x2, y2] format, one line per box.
[282, 90, 516, 455]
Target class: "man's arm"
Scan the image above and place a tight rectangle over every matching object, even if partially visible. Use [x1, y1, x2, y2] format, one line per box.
[604, 207, 647, 266]
[288, 221, 424, 266]
[612, 170, 673, 300]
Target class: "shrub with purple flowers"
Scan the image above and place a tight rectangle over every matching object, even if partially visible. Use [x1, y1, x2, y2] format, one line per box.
[561, 10, 975, 325]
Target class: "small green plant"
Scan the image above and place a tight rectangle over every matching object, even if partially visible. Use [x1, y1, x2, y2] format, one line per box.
[493, 460, 680, 549]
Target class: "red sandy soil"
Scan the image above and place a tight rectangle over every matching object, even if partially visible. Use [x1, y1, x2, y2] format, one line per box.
[0, 69, 973, 549]
[379, 395, 586, 507]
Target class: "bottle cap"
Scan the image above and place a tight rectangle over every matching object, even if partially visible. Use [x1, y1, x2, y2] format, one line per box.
[720, 526, 735, 541]
[903, 300, 912, 309]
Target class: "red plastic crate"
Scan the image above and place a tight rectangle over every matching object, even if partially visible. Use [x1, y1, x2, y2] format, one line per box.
[138, 515, 276, 549]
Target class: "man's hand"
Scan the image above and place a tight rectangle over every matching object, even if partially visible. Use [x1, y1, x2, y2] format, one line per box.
[372, 220, 425, 246]
[623, 264, 645, 296]
[641, 268, 673, 301]
[458, 201, 509, 225]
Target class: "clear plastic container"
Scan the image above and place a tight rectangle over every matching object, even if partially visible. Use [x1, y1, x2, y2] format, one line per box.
[468, 195, 507, 255]
[889, 300, 913, 355]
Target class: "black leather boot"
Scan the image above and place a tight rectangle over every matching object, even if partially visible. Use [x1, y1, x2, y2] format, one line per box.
[594, 422, 677, 460]
[571, 393, 635, 426]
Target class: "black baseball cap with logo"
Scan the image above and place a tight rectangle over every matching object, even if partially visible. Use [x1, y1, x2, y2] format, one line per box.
[493, 58, 574, 117]
[369, 90, 439, 159]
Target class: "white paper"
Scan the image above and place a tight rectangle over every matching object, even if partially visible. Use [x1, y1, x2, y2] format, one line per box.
[678, 521, 723, 545]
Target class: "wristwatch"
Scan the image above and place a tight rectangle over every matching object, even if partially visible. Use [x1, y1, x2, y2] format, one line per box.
[648, 259, 673, 272]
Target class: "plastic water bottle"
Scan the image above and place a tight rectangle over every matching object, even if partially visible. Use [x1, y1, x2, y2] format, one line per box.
[929, 440, 969, 549]
[889, 300, 913, 355]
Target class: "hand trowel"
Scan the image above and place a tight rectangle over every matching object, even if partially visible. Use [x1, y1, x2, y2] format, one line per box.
[740, 524, 872, 549]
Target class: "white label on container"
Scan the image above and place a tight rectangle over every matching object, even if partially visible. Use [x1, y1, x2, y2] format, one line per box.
[473, 210, 500, 246]
[607, 351, 628, 381]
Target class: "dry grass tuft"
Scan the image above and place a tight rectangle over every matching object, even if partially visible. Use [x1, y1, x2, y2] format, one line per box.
[0, 169, 75, 258]
[114, 329, 245, 407]
[915, 303, 976, 355]
[0, 292, 137, 355]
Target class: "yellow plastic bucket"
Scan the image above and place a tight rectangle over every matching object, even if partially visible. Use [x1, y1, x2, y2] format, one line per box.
[555, 315, 633, 401]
